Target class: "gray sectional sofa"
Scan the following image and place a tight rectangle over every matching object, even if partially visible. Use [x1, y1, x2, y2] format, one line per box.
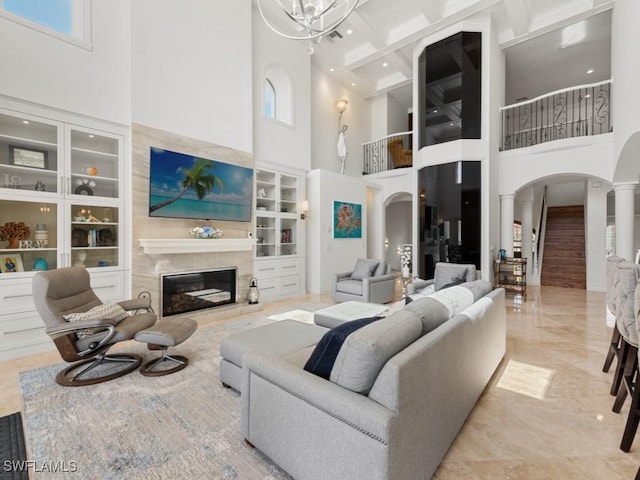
[231, 280, 506, 480]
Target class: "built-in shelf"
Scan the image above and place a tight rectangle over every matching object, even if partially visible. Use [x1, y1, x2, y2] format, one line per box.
[139, 238, 256, 255]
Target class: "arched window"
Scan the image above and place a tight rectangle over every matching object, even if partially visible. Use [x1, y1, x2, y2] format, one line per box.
[265, 79, 276, 119]
[264, 66, 293, 125]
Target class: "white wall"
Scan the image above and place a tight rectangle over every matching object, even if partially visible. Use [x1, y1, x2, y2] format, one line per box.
[385, 201, 412, 270]
[0, 1, 131, 124]
[612, 0, 640, 181]
[546, 181, 586, 206]
[369, 95, 388, 141]
[131, 0, 252, 153]
[585, 179, 608, 291]
[311, 67, 370, 176]
[306, 169, 367, 294]
[252, 9, 311, 171]
[387, 94, 408, 135]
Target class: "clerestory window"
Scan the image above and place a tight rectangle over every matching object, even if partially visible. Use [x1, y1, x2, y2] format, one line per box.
[0, 0, 91, 48]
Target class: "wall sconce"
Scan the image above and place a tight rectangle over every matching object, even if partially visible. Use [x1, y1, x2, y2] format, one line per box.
[336, 99, 348, 115]
[336, 99, 349, 175]
[300, 200, 309, 220]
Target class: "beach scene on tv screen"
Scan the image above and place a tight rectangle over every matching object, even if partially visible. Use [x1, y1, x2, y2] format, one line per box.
[148, 147, 253, 222]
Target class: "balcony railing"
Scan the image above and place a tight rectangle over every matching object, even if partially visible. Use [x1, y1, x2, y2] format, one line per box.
[363, 131, 413, 175]
[500, 79, 612, 151]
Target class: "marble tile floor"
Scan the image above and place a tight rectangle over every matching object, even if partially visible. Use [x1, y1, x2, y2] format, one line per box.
[1, 284, 639, 478]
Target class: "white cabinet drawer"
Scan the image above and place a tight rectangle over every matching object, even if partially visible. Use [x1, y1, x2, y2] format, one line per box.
[90, 271, 125, 302]
[0, 277, 36, 314]
[254, 260, 278, 279]
[0, 310, 49, 354]
[256, 277, 276, 295]
[277, 275, 300, 295]
[277, 259, 299, 276]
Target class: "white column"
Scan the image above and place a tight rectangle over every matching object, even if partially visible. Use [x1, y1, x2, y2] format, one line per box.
[500, 194, 515, 257]
[614, 182, 638, 261]
[520, 199, 534, 265]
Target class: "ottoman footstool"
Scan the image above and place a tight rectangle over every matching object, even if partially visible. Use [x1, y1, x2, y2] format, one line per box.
[220, 319, 327, 391]
[135, 317, 198, 376]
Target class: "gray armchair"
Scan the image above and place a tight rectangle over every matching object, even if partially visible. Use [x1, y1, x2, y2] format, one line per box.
[331, 258, 396, 304]
[32, 266, 157, 386]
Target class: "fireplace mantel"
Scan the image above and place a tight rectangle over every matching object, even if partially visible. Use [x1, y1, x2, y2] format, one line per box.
[138, 238, 256, 255]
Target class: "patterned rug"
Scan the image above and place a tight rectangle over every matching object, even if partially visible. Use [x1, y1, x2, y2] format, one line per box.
[19, 308, 332, 480]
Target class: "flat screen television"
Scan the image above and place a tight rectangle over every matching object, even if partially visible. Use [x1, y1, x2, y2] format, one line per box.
[148, 147, 253, 222]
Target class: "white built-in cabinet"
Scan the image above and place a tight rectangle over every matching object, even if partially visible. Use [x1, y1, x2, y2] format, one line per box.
[0, 99, 129, 360]
[254, 166, 304, 300]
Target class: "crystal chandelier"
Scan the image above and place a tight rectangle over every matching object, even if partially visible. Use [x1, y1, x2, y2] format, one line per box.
[257, 0, 360, 54]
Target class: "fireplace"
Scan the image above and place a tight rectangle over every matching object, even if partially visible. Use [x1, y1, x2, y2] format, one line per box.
[161, 267, 237, 317]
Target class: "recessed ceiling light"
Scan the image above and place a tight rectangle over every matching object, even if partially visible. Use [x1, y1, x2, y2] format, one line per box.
[382, 62, 388, 67]
[586, 68, 594, 74]
[89, 134, 94, 138]
[22, 120, 29, 124]
[346, 29, 353, 35]
[449, 122, 454, 126]
[351, 82, 356, 86]
[330, 67, 335, 72]
[433, 109, 438, 113]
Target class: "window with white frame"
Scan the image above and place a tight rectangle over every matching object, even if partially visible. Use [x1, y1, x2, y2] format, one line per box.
[264, 65, 293, 125]
[0, 0, 91, 48]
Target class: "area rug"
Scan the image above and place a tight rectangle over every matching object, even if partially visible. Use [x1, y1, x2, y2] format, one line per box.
[0, 412, 28, 480]
[19, 315, 297, 480]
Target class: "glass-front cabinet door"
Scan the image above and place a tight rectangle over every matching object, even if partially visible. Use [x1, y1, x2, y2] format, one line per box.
[67, 127, 121, 199]
[69, 203, 120, 269]
[0, 110, 61, 196]
[0, 198, 59, 273]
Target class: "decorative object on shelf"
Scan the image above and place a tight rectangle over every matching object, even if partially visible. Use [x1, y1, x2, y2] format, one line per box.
[336, 99, 349, 174]
[72, 228, 88, 247]
[102, 208, 112, 222]
[73, 251, 87, 268]
[83, 165, 99, 176]
[35, 180, 46, 191]
[0, 254, 23, 273]
[257, 188, 266, 199]
[0, 222, 31, 249]
[400, 244, 412, 278]
[33, 224, 49, 247]
[74, 178, 95, 195]
[189, 225, 223, 239]
[98, 260, 110, 267]
[247, 277, 260, 304]
[32, 257, 49, 271]
[7, 175, 21, 189]
[498, 248, 506, 262]
[256, 0, 360, 55]
[333, 201, 361, 238]
[9, 145, 48, 169]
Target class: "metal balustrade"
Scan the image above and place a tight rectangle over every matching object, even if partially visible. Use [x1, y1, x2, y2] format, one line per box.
[501, 79, 612, 151]
[362, 131, 413, 175]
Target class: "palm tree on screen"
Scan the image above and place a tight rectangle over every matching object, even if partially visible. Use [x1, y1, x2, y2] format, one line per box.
[149, 158, 224, 213]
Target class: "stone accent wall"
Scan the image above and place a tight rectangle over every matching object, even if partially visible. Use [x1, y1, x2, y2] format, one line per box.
[131, 124, 256, 320]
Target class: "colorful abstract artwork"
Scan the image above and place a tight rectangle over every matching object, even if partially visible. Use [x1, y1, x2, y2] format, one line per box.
[333, 201, 362, 238]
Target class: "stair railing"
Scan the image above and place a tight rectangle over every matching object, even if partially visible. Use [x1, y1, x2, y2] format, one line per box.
[533, 186, 548, 280]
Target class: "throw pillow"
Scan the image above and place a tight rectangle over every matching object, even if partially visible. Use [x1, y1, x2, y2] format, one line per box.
[330, 310, 422, 394]
[63, 302, 129, 340]
[373, 261, 388, 277]
[439, 277, 466, 290]
[405, 284, 435, 304]
[303, 316, 382, 380]
[404, 296, 451, 335]
[350, 259, 378, 280]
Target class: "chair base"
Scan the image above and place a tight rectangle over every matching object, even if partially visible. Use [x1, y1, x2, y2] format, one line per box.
[603, 325, 621, 373]
[56, 353, 142, 386]
[140, 351, 189, 376]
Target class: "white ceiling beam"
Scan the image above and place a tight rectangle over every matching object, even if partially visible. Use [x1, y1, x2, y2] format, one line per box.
[345, 10, 386, 49]
[388, 51, 413, 78]
[502, 0, 531, 37]
[410, 0, 446, 24]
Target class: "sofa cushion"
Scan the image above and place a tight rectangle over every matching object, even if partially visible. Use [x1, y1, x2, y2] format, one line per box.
[329, 310, 422, 394]
[303, 316, 382, 379]
[404, 284, 476, 335]
[405, 284, 435, 304]
[404, 296, 450, 334]
[335, 279, 363, 295]
[462, 279, 493, 301]
[350, 259, 378, 280]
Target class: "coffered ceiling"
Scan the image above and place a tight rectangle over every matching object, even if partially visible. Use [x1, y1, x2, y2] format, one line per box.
[284, 0, 614, 109]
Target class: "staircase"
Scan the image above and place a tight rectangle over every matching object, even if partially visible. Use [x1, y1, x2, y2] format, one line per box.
[540, 205, 586, 289]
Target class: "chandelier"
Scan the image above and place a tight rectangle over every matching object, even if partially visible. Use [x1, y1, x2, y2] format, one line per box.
[257, 0, 360, 54]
